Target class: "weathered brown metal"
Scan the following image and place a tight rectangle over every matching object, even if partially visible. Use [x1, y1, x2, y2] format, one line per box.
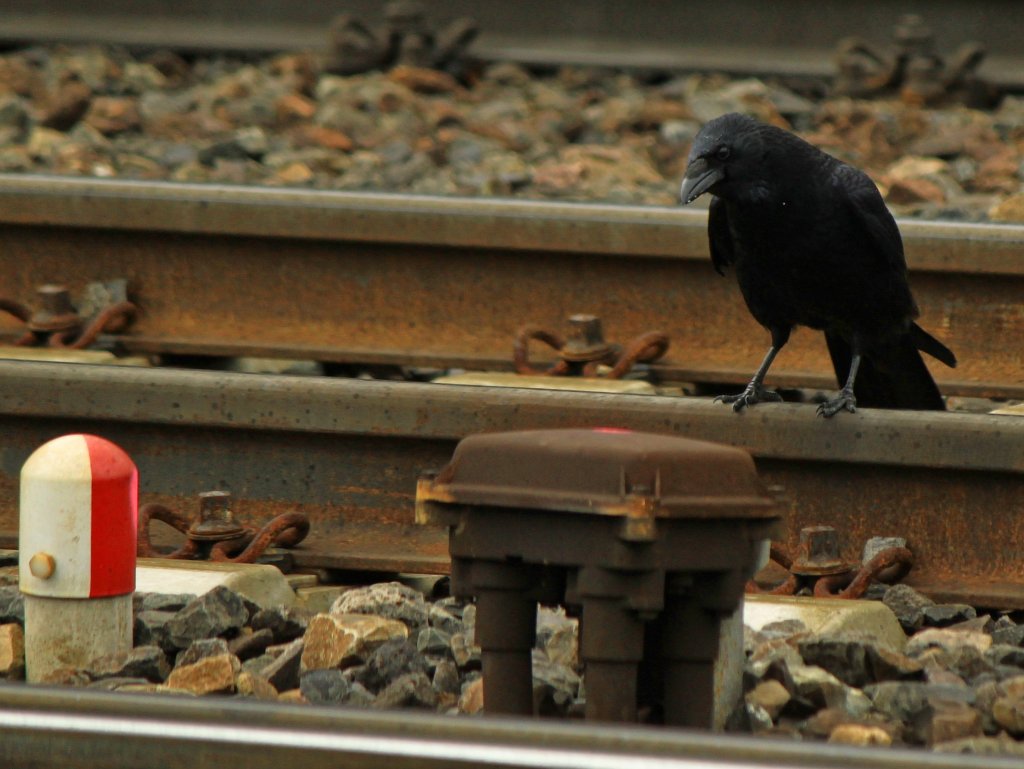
[0, 361, 1022, 606]
[747, 529, 914, 600]
[834, 14, 993, 106]
[326, 1, 478, 75]
[137, 491, 310, 563]
[0, 177, 1021, 398]
[2, 280, 137, 350]
[419, 429, 779, 725]
[5, 0, 1024, 92]
[815, 547, 914, 600]
[790, 526, 851, 577]
[513, 315, 669, 379]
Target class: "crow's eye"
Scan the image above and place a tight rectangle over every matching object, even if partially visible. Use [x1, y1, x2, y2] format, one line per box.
[716, 146, 731, 161]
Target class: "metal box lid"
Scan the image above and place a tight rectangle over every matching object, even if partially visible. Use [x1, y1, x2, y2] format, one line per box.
[418, 428, 777, 519]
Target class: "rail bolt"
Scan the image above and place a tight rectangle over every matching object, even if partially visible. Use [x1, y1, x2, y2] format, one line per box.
[188, 490, 246, 542]
[27, 284, 80, 334]
[19, 434, 137, 682]
[561, 314, 614, 362]
[791, 525, 851, 576]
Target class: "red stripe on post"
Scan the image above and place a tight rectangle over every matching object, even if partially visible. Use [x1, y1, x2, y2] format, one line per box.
[84, 435, 138, 598]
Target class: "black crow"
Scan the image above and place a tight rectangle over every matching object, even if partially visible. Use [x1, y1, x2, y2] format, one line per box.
[680, 112, 956, 417]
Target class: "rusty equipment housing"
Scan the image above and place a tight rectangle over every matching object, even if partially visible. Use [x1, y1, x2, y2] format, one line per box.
[417, 428, 780, 725]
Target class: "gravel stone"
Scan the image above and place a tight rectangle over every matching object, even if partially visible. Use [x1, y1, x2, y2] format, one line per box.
[828, 723, 893, 746]
[431, 658, 460, 695]
[883, 584, 935, 634]
[744, 679, 790, 720]
[165, 653, 240, 695]
[354, 638, 428, 693]
[301, 613, 408, 672]
[450, 631, 481, 669]
[532, 648, 580, 715]
[416, 627, 451, 656]
[250, 606, 310, 643]
[427, 604, 462, 636]
[923, 604, 978, 628]
[0, 586, 24, 624]
[300, 668, 351, 704]
[88, 645, 169, 682]
[134, 610, 177, 651]
[175, 638, 230, 668]
[331, 582, 430, 631]
[227, 628, 275, 661]
[236, 670, 278, 699]
[372, 671, 438, 710]
[166, 586, 248, 648]
[260, 638, 304, 692]
[138, 593, 192, 613]
[0, 623, 25, 678]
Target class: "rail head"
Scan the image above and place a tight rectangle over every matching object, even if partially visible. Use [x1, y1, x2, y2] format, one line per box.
[0, 175, 1022, 275]
[0, 360, 1020, 474]
[0, 683, 1018, 769]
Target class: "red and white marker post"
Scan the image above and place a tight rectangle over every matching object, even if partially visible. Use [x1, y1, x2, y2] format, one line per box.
[19, 434, 138, 681]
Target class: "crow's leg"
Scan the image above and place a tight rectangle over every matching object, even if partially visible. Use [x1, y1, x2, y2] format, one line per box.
[817, 351, 860, 418]
[715, 327, 790, 412]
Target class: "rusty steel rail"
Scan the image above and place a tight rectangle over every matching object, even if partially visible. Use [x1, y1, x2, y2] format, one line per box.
[0, 176, 1022, 399]
[0, 360, 1023, 607]
[2, 684, 1013, 769]
[2, 0, 1024, 89]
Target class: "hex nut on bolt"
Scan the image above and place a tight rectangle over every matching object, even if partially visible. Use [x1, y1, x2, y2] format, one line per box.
[28, 552, 55, 579]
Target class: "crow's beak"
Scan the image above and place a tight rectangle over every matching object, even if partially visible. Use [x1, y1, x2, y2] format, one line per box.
[679, 157, 724, 204]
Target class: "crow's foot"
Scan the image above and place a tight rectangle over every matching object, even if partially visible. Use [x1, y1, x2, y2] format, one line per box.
[715, 384, 782, 412]
[816, 388, 857, 418]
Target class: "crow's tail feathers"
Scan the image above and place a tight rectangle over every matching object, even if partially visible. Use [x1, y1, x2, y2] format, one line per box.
[911, 322, 957, 368]
[825, 330, 951, 411]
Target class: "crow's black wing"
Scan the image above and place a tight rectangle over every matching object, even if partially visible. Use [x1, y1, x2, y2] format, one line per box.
[831, 163, 907, 275]
[832, 163, 957, 368]
[707, 196, 733, 276]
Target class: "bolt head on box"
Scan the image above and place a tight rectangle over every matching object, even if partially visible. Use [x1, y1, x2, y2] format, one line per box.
[19, 434, 138, 599]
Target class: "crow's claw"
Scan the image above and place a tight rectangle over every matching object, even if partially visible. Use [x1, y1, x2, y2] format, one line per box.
[714, 385, 782, 412]
[816, 389, 857, 418]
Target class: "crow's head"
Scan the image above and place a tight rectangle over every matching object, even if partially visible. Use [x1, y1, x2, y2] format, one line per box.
[679, 112, 764, 204]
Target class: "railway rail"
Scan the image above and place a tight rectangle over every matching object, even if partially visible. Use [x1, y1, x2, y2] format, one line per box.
[3, 685, 1016, 769]
[1, 8, 1023, 769]
[2, 0, 1024, 90]
[0, 176, 1021, 399]
[1, 360, 1022, 608]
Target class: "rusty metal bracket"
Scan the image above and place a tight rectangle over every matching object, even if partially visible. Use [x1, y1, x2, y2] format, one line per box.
[326, 0, 478, 75]
[0, 282, 137, 350]
[746, 525, 914, 600]
[833, 14, 994, 106]
[138, 490, 310, 564]
[513, 314, 669, 379]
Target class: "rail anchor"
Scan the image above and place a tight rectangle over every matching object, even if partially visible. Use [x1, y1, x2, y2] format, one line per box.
[0, 281, 137, 350]
[514, 314, 669, 379]
[138, 490, 310, 564]
[747, 526, 914, 599]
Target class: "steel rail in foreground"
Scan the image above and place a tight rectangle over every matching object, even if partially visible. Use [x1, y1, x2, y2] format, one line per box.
[1, 361, 1023, 607]
[0, 684, 1017, 769]
[0, 176, 1022, 398]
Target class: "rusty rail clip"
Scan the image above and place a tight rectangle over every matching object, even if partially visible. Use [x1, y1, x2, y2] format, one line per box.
[746, 525, 913, 599]
[326, 0, 478, 75]
[514, 314, 669, 379]
[138, 491, 310, 564]
[833, 14, 993, 106]
[0, 284, 136, 350]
